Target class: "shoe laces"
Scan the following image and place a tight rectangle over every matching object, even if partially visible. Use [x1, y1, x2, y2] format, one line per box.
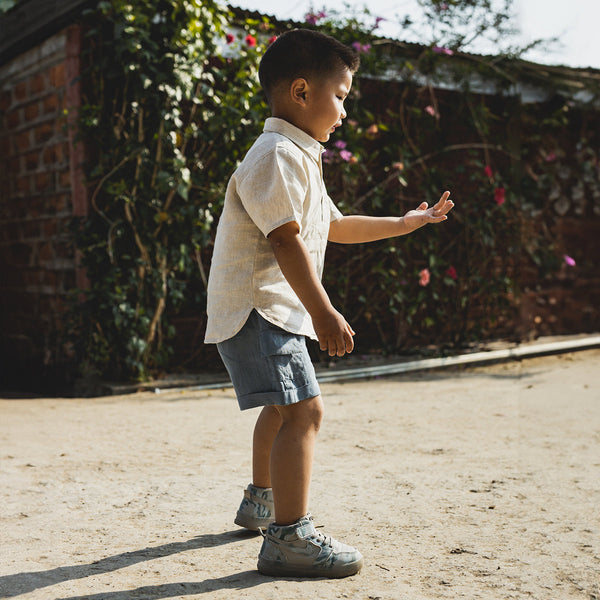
[308, 530, 333, 549]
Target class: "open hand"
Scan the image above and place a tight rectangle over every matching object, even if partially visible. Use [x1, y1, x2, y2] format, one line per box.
[404, 191, 454, 230]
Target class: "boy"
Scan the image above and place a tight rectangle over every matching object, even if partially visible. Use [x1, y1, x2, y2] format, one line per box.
[205, 29, 454, 578]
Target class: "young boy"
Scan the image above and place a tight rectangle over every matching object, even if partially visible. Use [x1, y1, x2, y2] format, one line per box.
[205, 29, 454, 578]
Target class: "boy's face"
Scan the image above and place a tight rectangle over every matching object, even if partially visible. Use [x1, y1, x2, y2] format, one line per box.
[303, 68, 353, 143]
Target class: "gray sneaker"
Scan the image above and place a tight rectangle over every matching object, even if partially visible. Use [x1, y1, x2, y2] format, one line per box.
[257, 514, 364, 578]
[234, 483, 275, 531]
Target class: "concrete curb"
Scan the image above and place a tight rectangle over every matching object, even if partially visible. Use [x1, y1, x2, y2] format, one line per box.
[154, 333, 600, 394]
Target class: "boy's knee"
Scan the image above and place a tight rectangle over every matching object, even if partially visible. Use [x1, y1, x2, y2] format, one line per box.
[280, 395, 323, 431]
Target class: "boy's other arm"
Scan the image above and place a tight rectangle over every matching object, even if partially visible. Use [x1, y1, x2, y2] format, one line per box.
[268, 221, 354, 357]
[328, 190, 454, 244]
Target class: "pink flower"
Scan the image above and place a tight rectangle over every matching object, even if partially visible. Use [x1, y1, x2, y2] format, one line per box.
[425, 105, 436, 117]
[305, 11, 326, 24]
[225, 33, 235, 44]
[545, 152, 557, 162]
[419, 268, 431, 287]
[352, 42, 372, 54]
[374, 17, 385, 28]
[564, 254, 576, 267]
[433, 45, 453, 55]
[322, 149, 334, 163]
[339, 150, 353, 162]
[446, 265, 458, 280]
[268, 35, 278, 45]
[245, 34, 257, 47]
[334, 140, 347, 150]
[484, 165, 493, 178]
[494, 187, 506, 205]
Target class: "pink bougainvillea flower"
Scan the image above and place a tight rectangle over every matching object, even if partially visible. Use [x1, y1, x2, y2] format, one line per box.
[339, 149, 353, 162]
[268, 35, 278, 45]
[334, 140, 347, 150]
[446, 265, 458, 280]
[225, 33, 235, 44]
[419, 268, 431, 287]
[433, 45, 453, 55]
[484, 165, 493, 178]
[425, 105, 436, 117]
[494, 187, 506, 205]
[352, 41, 372, 54]
[545, 152, 557, 162]
[305, 11, 326, 24]
[322, 149, 334, 163]
[374, 16, 385, 28]
[564, 254, 576, 267]
[245, 34, 257, 47]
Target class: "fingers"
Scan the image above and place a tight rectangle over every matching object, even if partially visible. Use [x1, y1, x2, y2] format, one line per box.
[319, 326, 355, 357]
[435, 191, 452, 210]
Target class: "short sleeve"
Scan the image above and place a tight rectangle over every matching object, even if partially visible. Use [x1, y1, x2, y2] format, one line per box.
[236, 145, 308, 238]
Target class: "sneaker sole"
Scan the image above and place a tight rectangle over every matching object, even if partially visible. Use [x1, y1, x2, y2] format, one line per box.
[234, 512, 274, 531]
[257, 556, 364, 579]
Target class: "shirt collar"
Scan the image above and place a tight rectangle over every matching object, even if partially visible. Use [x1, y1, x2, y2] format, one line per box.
[263, 117, 323, 163]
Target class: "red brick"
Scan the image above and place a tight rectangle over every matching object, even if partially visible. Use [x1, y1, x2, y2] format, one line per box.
[51, 194, 68, 212]
[17, 175, 31, 194]
[15, 130, 31, 153]
[8, 156, 21, 173]
[55, 241, 74, 260]
[43, 270, 58, 286]
[42, 142, 66, 165]
[49, 63, 65, 88]
[58, 169, 70, 189]
[0, 90, 11, 111]
[10, 243, 33, 267]
[24, 102, 39, 122]
[21, 220, 40, 239]
[34, 122, 54, 145]
[14, 81, 27, 102]
[42, 219, 58, 237]
[43, 93, 60, 115]
[30, 73, 46, 95]
[37, 241, 54, 262]
[24, 151, 40, 171]
[35, 171, 51, 192]
[7, 108, 20, 128]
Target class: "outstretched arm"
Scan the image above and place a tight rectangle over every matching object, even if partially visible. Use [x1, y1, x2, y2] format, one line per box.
[328, 190, 454, 244]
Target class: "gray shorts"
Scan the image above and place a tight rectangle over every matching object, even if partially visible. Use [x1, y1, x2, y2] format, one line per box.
[217, 310, 321, 411]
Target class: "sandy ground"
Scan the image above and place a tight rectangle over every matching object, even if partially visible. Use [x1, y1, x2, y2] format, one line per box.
[1, 349, 599, 600]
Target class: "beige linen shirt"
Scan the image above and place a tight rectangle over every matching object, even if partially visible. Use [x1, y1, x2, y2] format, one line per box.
[204, 117, 343, 343]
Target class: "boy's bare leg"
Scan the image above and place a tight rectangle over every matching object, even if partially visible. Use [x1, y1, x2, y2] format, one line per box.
[270, 395, 324, 525]
[252, 406, 282, 488]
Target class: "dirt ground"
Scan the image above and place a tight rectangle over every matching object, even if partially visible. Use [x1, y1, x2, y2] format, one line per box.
[1, 349, 599, 600]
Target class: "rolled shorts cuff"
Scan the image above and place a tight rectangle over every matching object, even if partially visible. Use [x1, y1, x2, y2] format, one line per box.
[237, 380, 321, 411]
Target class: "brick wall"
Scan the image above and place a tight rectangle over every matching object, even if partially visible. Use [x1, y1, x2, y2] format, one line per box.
[0, 25, 85, 391]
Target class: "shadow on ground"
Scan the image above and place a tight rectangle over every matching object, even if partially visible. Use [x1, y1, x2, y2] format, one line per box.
[0, 530, 268, 599]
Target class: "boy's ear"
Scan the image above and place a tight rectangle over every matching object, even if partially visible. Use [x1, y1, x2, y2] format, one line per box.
[290, 78, 308, 106]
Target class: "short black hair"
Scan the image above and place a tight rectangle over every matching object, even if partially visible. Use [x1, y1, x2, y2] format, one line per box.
[259, 29, 360, 105]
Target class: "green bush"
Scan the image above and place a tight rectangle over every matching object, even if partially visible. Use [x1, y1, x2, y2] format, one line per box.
[70, 0, 273, 379]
